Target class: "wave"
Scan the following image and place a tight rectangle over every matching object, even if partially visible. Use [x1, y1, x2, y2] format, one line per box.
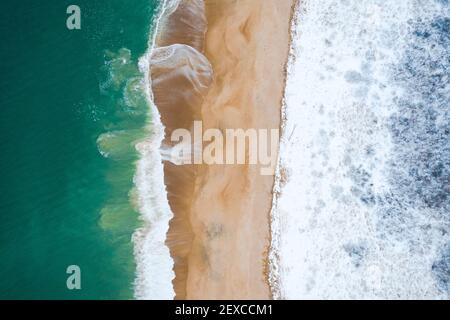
[133, 0, 212, 299]
[271, 0, 450, 299]
[132, 0, 176, 300]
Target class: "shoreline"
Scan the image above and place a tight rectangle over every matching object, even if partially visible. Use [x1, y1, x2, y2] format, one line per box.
[148, 0, 295, 299]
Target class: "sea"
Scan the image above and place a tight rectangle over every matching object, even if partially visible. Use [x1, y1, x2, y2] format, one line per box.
[0, 0, 169, 299]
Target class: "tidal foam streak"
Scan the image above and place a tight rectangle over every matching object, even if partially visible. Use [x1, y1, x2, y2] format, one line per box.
[133, 0, 175, 299]
[271, 0, 450, 299]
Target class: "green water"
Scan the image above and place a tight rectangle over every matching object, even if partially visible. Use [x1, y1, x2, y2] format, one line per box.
[0, 0, 159, 299]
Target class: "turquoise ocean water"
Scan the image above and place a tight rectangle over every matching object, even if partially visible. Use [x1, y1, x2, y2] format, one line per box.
[0, 0, 159, 299]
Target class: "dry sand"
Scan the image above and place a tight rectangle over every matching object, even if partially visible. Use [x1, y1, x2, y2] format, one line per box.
[150, 0, 294, 299]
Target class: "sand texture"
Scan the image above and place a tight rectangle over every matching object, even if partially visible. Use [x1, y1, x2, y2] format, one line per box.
[150, 0, 294, 299]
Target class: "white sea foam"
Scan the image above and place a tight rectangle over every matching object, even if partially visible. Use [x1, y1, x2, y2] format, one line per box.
[271, 0, 450, 299]
[132, 0, 176, 300]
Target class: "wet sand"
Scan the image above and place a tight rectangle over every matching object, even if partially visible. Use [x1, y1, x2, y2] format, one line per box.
[150, 0, 294, 299]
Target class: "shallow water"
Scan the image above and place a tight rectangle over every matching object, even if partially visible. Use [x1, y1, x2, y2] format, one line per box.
[140, 0, 212, 300]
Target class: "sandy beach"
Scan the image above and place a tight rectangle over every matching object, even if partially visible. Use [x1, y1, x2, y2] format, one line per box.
[150, 0, 294, 299]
